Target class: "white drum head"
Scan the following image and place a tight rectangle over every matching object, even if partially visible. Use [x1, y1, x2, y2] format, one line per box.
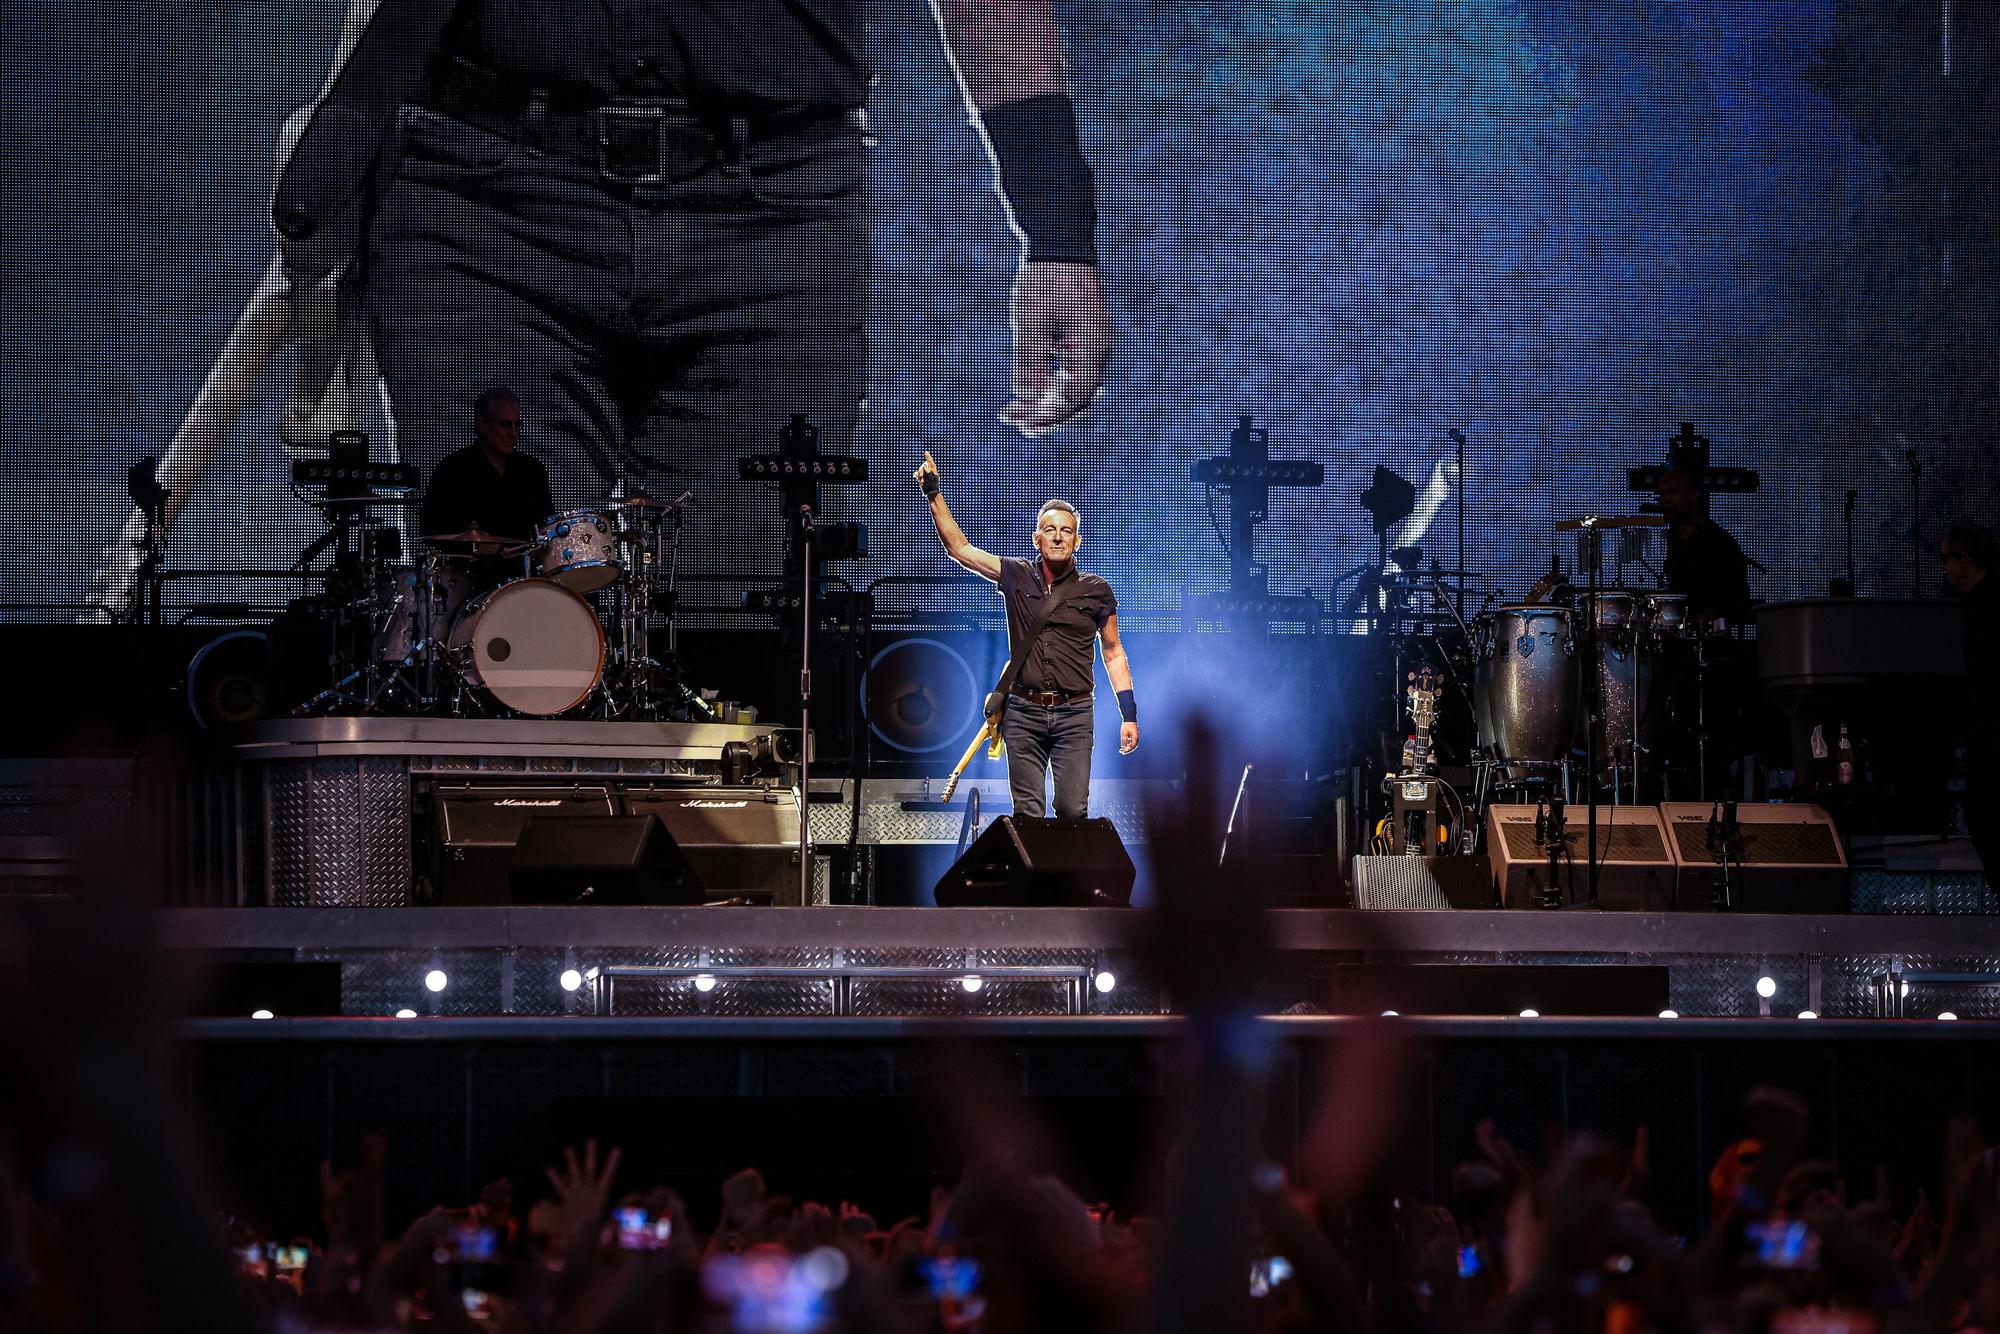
[453, 578, 604, 715]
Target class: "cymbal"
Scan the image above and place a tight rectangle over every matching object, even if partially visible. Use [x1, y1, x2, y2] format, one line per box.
[607, 495, 686, 511]
[1384, 567, 1484, 580]
[421, 528, 532, 554]
[1555, 515, 1668, 531]
[319, 492, 419, 508]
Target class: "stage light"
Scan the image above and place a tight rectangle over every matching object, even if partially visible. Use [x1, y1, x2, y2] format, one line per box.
[424, 968, 449, 993]
[1093, 970, 1116, 994]
[961, 975, 984, 993]
[1797, 1010, 1818, 1020]
[251, 1008, 274, 1020]
[560, 968, 583, 992]
[395, 1008, 417, 1019]
[1380, 1010, 1399, 1017]
[1657, 1009, 1679, 1019]
[694, 973, 717, 993]
[1755, 976, 1777, 999]
[1939, 1012, 1958, 1021]
[1518, 1008, 1540, 1018]
[1898, 980, 1910, 997]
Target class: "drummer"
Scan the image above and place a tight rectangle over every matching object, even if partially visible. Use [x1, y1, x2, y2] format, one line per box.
[1652, 466, 1755, 797]
[417, 387, 555, 573]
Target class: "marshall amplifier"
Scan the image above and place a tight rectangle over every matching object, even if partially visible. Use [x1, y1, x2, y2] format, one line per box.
[622, 785, 803, 905]
[424, 783, 619, 905]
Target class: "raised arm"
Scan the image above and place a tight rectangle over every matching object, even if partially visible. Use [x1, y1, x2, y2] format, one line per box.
[913, 451, 1002, 582]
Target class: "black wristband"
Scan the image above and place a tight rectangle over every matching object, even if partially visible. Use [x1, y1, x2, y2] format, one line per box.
[1116, 689, 1137, 723]
[920, 474, 941, 499]
[979, 94, 1098, 265]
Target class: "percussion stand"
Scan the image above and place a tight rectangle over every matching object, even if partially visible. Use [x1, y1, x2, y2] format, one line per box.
[795, 503, 816, 908]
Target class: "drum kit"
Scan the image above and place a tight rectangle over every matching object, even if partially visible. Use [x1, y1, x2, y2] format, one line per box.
[301, 494, 704, 720]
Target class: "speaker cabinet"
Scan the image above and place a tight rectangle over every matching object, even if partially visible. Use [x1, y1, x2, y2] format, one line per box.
[428, 784, 619, 905]
[1658, 801, 1848, 913]
[1352, 855, 1496, 909]
[1485, 803, 1675, 910]
[933, 816, 1135, 907]
[624, 785, 803, 905]
[508, 814, 703, 905]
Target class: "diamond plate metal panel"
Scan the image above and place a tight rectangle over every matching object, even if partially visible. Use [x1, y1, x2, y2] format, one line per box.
[845, 947, 965, 969]
[808, 803, 854, 843]
[706, 947, 841, 969]
[264, 758, 411, 906]
[712, 979, 836, 1017]
[1851, 870, 1997, 915]
[605, 975, 704, 1017]
[850, 978, 965, 1016]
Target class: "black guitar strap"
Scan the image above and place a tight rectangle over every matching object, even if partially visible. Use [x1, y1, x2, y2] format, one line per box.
[982, 565, 1084, 719]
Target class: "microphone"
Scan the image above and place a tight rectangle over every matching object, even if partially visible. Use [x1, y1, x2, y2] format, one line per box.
[797, 504, 815, 533]
[1446, 427, 1466, 446]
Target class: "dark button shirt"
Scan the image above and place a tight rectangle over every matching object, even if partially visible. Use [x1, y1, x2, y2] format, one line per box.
[999, 557, 1117, 697]
[435, 0, 868, 109]
[419, 445, 555, 544]
[1665, 519, 1752, 623]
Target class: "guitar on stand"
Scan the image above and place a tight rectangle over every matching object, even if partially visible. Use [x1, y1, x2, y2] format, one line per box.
[1375, 668, 1458, 855]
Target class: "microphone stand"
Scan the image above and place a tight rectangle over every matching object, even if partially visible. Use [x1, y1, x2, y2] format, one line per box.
[797, 503, 816, 907]
[1578, 518, 1603, 907]
[1449, 428, 1467, 622]
[1843, 490, 1858, 595]
[1906, 450, 1921, 597]
[1218, 763, 1255, 867]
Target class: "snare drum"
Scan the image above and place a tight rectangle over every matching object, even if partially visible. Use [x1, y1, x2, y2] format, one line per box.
[370, 560, 469, 665]
[534, 508, 621, 592]
[446, 577, 605, 716]
[1474, 605, 1578, 763]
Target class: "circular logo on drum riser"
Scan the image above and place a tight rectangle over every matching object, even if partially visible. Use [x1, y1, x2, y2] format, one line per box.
[488, 638, 512, 662]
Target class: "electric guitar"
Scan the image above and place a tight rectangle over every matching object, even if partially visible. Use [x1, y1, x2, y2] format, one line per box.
[940, 707, 1006, 802]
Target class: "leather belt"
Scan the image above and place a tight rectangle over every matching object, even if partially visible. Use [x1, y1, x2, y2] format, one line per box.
[419, 54, 858, 186]
[1010, 685, 1091, 708]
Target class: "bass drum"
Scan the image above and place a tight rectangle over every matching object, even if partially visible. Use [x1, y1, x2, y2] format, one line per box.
[1475, 605, 1578, 764]
[446, 577, 605, 716]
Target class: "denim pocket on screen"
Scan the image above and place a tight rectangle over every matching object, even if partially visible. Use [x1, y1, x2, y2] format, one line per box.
[741, 127, 865, 210]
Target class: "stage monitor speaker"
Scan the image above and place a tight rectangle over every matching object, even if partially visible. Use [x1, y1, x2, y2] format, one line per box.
[1352, 855, 1496, 910]
[623, 785, 803, 905]
[1658, 801, 1848, 913]
[508, 814, 703, 905]
[1485, 803, 1675, 910]
[428, 783, 619, 905]
[932, 816, 1135, 907]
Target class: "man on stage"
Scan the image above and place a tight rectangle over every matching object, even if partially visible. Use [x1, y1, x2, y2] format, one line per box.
[914, 451, 1137, 819]
[418, 386, 553, 549]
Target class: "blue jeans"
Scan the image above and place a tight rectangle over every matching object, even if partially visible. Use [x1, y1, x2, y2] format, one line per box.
[364, 101, 868, 507]
[1000, 696, 1094, 820]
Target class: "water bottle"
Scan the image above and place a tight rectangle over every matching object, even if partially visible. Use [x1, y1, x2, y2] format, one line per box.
[1836, 724, 1855, 785]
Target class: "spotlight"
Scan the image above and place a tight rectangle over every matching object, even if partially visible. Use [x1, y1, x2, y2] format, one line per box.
[961, 975, 984, 993]
[395, 1008, 417, 1019]
[1939, 1012, 1959, 1021]
[560, 968, 583, 993]
[1898, 980, 1910, 997]
[1093, 970, 1116, 994]
[1657, 1009, 1679, 1019]
[424, 968, 449, 993]
[1380, 1010, 1400, 1017]
[1518, 1008, 1540, 1019]
[1755, 976, 1777, 999]
[693, 973, 717, 993]
[251, 1009, 275, 1020]
[1797, 1010, 1818, 1020]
